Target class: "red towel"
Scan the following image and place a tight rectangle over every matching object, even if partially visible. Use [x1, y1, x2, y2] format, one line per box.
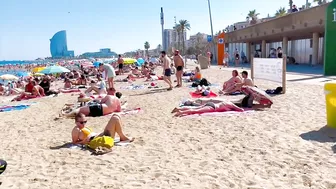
[189, 91, 218, 98]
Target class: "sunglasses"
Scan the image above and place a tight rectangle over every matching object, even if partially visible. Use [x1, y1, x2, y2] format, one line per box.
[77, 120, 87, 124]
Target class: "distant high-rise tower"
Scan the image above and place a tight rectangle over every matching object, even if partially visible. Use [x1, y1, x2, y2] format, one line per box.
[163, 29, 174, 51]
[50, 30, 74, 58]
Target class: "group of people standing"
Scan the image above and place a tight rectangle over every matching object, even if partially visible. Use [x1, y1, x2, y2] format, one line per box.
[161, 50, 185, 90]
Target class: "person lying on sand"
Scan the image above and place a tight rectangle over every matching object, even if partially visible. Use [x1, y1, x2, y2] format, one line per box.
[85, 76, 107, 95]
[71, 113, 134, 146]
[172, 100, 244, 117]
[63, 88, 122, 118]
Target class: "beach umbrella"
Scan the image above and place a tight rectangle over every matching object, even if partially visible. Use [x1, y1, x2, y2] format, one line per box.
[32, 73, 45, 76]
[149, 58, 158, 63]
[123, 58, 137, 65]
[137, 58, 145, 66]
[0, 74, 19, 80]
[93, 61, 101, 68]
[39, 65, 70, 74]
[32, 67, 46, 73]
[17, 71, 30, 77]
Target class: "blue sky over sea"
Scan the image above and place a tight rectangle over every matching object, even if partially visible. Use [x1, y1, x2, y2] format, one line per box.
[0, 0, 310, 60]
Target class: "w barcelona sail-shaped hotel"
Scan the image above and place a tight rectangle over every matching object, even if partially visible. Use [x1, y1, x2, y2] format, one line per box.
[224, 1, 336, 75]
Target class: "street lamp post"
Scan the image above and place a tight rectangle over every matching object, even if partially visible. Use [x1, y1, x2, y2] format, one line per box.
[207, 0, 217, 64]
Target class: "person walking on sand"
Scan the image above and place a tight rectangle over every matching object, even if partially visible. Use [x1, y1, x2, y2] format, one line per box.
[173, 50, 184, 87]
[99, 63, 115, 89]
[161, 51, 173, 90]
[117, 54, 124, 75]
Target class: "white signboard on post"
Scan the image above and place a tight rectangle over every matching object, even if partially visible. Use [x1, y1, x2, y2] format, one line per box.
[251, 56, 286, 93]
[253, 58, 283, 83]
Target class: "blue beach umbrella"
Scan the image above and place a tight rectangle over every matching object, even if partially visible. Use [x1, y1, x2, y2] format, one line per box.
[137, 58, 145, 66]
[39, 65, 70, 74]
[17, 71, 30, 77]
[93, 61, 101, 68]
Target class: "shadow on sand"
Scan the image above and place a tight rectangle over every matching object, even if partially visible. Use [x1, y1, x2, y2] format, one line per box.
[300, 125, 336, 143]
[49, 142, 110, 156]
[129, 88, 170, 96]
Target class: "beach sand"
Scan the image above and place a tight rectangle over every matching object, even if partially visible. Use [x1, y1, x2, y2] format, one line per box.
[1, 62, 336, 189]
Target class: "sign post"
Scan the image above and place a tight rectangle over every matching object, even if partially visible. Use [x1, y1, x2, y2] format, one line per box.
[324, 1, 336, 76]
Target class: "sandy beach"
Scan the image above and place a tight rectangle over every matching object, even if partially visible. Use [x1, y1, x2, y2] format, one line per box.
[1, 61, 336, 189]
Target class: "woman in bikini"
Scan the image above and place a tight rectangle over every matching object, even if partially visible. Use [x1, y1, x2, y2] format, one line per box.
[71, 113, 134, 145]
[11, 81, 42, 101]
[220, 70, 242, 94]
[172, 100, 244, 117]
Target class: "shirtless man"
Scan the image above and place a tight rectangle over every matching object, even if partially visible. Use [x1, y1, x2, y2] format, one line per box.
[71, 113, 133, 146]
[64, 88, 122, 118]
[161, 51, 173, 90]
[117, 54, 124, 75]
[173, 50, 184, 87]
[223, 70, 253, 95]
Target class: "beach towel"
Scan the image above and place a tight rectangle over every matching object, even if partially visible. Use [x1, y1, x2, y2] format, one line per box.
[189, 83, 220, 88]
[0, 104, 31, 112]
[189, 91, 218, 98]
[185, 110, 254, 117]
[120, 85, 145, 90]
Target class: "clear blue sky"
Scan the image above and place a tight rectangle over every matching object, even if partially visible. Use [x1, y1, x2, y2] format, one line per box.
[0, 0, 310, 60]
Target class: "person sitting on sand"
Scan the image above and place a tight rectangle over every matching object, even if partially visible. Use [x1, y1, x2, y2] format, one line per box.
[39, 77, 58, 96]
[0, 83, 5, 95]
[63, 88, 122, 118]
[85, 76, 107, 95]
[64, 78, 73, 89]
[12, 80, 44, 101]
[221, 70, 253, 95]
[172, 100, 244, 117]
[74, 75, 87, 86]
[190, 66, 202, 82]
[71, 113, 134, 146]
[127, 67, 143, 80]
[220, 70, 242, 94]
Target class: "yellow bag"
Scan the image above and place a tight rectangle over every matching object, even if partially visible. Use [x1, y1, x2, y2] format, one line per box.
[87, 136, 114, 150]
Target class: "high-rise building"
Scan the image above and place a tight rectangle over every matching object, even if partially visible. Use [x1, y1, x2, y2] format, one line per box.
[50, 30, 74, 58]
[163, 29, 187, 51]
[163, 29, 173, 51]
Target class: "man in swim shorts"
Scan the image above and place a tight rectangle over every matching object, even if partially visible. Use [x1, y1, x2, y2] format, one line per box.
[117, 54, 124, 75]
[64, 88, 123, 117]
[161, 51, 173, 90]
[173, 50, 184, 87]
[71, 113, 133, 146]
[99, 63, 116, 89]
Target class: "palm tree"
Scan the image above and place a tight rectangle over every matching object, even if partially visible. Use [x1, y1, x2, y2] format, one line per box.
[289, 0, 293, 12]
[178, 19, 191, 55]
[144, 41, 150, 58]
[275, 7, 287, 17]
[173, 24, 182, 50]
[247, 10, 260, 24]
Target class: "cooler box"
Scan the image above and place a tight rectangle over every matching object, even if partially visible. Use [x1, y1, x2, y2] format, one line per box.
[325, 82, 336, 128]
